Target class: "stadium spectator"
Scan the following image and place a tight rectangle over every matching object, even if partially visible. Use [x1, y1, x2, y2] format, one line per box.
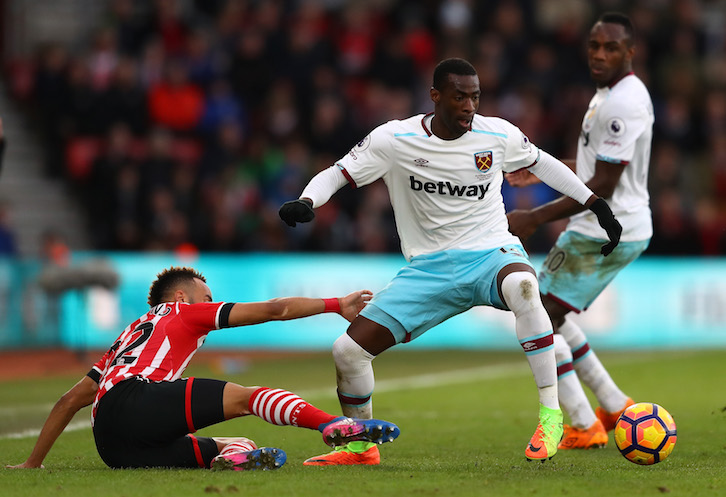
[0, 202, 18, 257]
[6, 266, 398, 470]
[147, 58, 205, 133]
[8, 0, 726, 255]
[97, 56, 149, 136]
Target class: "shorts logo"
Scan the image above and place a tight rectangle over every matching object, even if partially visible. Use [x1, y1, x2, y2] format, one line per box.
[474, 151, 493, 172]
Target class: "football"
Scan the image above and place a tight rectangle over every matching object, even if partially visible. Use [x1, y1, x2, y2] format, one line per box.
[613, 402, 677, 465]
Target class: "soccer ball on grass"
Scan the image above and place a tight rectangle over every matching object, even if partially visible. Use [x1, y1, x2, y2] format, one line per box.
[613, 402, 677, 465]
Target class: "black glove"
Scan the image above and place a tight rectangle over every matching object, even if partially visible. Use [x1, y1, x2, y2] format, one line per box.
[279, 198, 315, 227]
[589, 197, 622, 256]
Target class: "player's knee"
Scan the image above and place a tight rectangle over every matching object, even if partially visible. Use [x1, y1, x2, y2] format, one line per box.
[553, 333, 572, 364]
[333, 333, 374, 375]
[222, 383, 254, 418]
[501, 271, 542, 317]
[558, 317, 587, 348]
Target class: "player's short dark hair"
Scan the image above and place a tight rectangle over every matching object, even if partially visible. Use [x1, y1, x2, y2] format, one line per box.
[433, 58, 477, 91]
[597, 12, 635, 46]
[147, 266, 206, 306]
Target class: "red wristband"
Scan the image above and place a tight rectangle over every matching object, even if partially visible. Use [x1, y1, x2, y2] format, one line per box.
[323, 298, 340, 313]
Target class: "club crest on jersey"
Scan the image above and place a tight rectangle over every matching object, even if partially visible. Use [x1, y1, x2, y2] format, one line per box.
[474, 151, 493, 172]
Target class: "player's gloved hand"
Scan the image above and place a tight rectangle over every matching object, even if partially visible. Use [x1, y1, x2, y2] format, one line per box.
[279, 198, 315, 227]
[589, 197, 622, 256]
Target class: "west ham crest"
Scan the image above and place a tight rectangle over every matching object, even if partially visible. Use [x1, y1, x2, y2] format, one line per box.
[474, 151, 493, 172]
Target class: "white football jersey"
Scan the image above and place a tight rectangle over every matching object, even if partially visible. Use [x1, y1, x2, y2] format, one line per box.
[336, 113, 539, 261]
[567, 74, 654, 241]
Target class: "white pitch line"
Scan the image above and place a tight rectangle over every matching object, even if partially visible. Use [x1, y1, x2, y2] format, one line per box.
[1, 419, 89, 440]
[0, 362, 530, 440]
[0, 403, 56, 417]
[295, 361, 530, 399]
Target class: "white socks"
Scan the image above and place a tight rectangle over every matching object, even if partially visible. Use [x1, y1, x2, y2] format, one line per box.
[332, 333, 376, 419]
[554, 334, 597, 428]
[558, 318, 629, 413]
[501, 272, 558, 410]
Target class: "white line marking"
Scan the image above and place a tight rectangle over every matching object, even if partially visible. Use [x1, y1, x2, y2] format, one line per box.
[1, 419, 89, 440]
[0, 403, 55, 416]
[295, 362, 530, 399]
[0, 362, 530, 440]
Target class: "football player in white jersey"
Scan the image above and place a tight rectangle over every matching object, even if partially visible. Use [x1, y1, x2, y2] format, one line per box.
[279, 57, 622, 464]
[506, 13, 653, 450]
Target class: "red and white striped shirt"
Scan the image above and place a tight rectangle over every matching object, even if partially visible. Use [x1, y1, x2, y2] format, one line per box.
[88, 301, 234, 423]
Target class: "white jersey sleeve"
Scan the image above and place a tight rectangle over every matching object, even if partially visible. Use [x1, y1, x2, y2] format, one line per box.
[594, 91, 651, 166]
[501, 120, 541, 172]
[300, 165, 348, 208]
[336, 124, 395, 188]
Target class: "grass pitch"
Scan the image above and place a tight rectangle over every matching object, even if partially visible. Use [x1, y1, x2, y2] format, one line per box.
[1, 348, 725, 497]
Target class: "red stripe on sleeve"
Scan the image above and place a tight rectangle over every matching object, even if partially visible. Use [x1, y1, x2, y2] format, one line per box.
[188, 434, 206, 468]
[185, 377, 196, 433]
[339, 166, 358, 188]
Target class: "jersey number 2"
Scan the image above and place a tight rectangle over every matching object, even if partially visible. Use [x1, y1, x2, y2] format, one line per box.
[114, 322, 154, 366]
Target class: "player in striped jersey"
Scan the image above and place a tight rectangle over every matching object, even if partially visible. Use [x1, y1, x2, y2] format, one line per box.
[279, 58, 622, 464]
[7, 267, 399, 471]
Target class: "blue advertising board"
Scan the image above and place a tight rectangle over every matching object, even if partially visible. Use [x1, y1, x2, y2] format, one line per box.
[53, 253, 726, 352]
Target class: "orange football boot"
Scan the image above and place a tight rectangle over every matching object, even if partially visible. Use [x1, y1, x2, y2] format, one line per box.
[596, 398, 635, 432]
[303, 443, 380, 466]
[558, 420, 608, 449]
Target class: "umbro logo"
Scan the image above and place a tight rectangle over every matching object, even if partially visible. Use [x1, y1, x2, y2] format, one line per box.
[414, 158, 429, 167]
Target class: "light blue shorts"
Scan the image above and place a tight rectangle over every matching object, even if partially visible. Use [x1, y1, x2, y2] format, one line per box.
[538, 230, 650, 312]
[359, 246, 533, 344]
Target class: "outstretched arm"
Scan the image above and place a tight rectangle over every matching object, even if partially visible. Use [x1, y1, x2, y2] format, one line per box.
[6, 375, 98, 469]
[505, 158, 576, 187]
[507, 151, 622, 255]
[226, 290, 373, 327]
[279, 166, 348, 226]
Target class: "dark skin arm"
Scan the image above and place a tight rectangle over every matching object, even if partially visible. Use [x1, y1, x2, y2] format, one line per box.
[507, 159, 625, 240]
[6, 376, 98, 469]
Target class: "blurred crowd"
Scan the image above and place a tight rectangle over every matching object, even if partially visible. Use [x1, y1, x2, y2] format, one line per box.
[7, 0, 726, 255]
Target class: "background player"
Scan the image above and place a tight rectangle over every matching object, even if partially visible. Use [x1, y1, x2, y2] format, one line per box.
[506, 12, 653, 449]
[7, 266, 399, 470]
[279, 57, 622, 465]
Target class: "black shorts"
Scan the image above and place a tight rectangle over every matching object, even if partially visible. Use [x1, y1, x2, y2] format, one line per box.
[93, 377, 227, 468]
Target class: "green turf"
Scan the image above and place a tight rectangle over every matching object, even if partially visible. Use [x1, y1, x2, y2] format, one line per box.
[1, 349, 725, 497]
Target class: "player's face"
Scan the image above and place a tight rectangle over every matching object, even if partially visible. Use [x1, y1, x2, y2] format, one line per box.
[587, 22, 634, 88]
[187, 278, 213, 304]
[431, 74, 480, 139]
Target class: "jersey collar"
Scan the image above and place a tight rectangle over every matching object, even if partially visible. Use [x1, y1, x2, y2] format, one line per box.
[421, 112, 434, 136]
[608, 71, 634, 89]
[421, 112, 473, 138]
